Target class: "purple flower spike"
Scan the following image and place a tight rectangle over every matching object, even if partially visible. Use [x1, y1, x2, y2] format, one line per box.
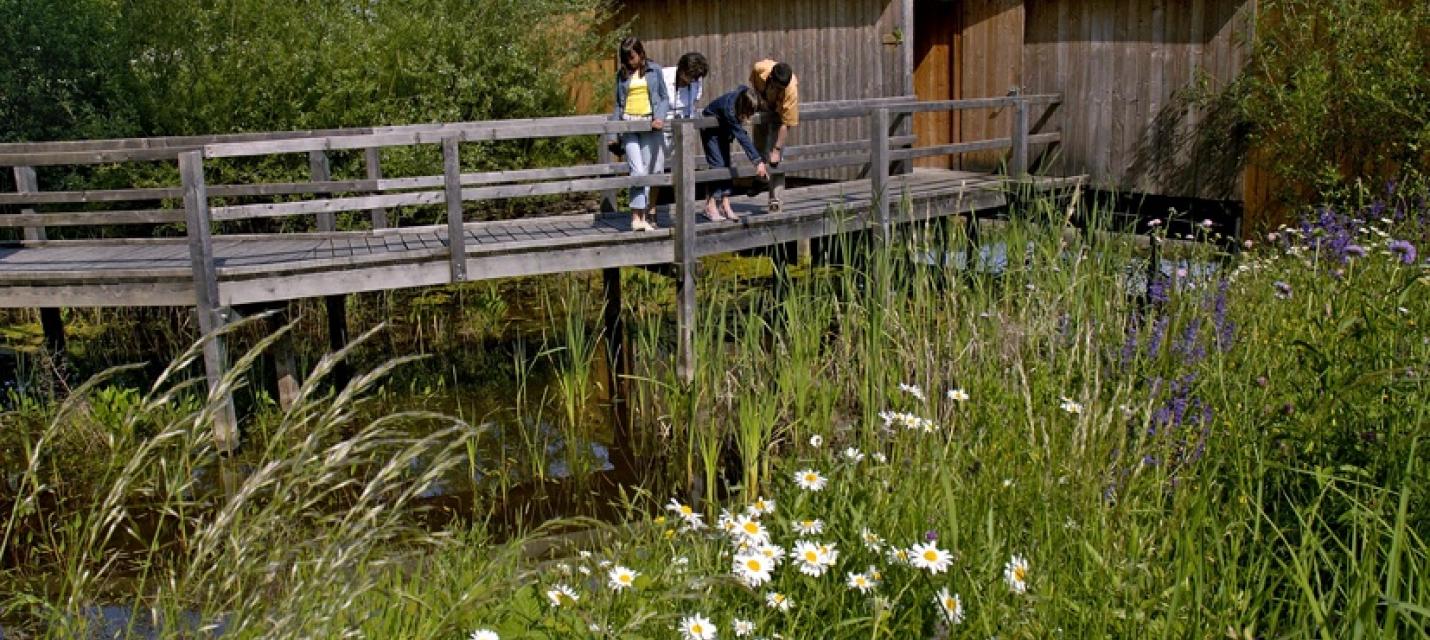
[924, 530, 939, 542]
[1389, 240, 1417, 265]
[1273, 281, 1293, 300]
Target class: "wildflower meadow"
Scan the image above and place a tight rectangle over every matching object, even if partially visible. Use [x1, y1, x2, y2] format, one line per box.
[2, 182, 1428, 639]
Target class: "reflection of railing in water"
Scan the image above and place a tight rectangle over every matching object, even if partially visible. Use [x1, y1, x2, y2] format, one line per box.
[1, 94, 1066, 450]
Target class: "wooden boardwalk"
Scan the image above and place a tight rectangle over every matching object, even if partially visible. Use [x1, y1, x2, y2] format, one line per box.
[0, 170, 1015, 308]
[1, 95, 1067, 449]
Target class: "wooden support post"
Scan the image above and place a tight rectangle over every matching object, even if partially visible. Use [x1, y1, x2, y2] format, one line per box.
[1010, 97, 1030, 178]
[601, 267, 632, 466]
[310, 149, 352, 387]
[363, 147, 389, 229]
[672, 122, 698, 384]
[12, 167, 66, 388]
[308, 151, 335, 232]
[442, 135, 468, 282]
[868, 108, 892, 241]
[264, 306, 301, 411]
[325, 294, 351, 389]
[596, 137, 619, 215]
[179, 151, 239, 453]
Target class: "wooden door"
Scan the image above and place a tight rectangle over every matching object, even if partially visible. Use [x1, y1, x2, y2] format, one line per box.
[914, 1, 961, 170]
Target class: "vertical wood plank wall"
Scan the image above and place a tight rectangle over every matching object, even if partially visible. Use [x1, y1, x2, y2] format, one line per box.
[618, 0, 910, 180]
[1023, 0, 1255, 199]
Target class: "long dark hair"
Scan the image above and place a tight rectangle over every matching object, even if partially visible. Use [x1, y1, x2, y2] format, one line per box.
[617, 37, 647, 82]
[735, 87, 765, 123]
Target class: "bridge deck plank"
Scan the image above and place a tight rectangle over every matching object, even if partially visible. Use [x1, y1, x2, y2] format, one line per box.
[0, 171, 1072, 307]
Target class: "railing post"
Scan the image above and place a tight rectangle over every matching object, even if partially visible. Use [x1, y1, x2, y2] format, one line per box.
[308, 150, 335, 232]
[13, 166, 45, 241]
[179, 151, 239, 453]
[868, 107, 892, 241]
[442, 135, 468, 282]
[672, 121, 698, 384]
[363, 147, 389, 229]
[1010, 95, 1030, 178]
[596, 135, 619, 215]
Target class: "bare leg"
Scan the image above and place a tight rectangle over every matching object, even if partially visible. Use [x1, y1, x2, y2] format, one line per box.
[721, 197, 739, 222]
[705, 197, 725, 221]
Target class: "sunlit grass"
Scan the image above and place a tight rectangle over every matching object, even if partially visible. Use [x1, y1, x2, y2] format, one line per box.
[2, 183, 1427, 638]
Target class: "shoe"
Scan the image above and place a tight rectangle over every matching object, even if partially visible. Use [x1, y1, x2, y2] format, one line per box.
[631, 217, 654, 232]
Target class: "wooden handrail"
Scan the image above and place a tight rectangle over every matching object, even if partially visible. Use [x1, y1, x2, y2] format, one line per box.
[0, 95, 1062, 234]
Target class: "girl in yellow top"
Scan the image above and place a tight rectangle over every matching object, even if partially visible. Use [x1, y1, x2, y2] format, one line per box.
[613, 37, 672, 232]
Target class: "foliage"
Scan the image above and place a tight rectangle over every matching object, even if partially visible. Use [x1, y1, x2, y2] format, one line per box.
[2, 188, 1427, 637]
[0, 0, 139, 143]
[1234, 0, 1430, 199]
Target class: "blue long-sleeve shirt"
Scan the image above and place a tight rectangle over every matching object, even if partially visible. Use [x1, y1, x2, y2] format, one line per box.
[702, 86, 762, 164]
[613, 60, 671, 122]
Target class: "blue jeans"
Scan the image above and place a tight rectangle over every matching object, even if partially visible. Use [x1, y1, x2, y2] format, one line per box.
[621, 129, 665, 211]
[701, 128, 735, 201]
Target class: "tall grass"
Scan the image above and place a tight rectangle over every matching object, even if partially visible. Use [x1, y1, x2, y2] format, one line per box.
[2, 184, 1427, 638]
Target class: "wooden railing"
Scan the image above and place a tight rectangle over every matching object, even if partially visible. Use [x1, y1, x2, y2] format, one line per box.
[1, 93, 1061, 450]
[1, 94, 1060, 242]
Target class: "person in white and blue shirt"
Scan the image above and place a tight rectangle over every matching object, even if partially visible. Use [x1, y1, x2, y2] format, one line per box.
[662, 52, 708, 158]
[663, 52, 708, 118]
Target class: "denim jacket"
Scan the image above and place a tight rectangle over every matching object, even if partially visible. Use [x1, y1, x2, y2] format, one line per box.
[613, 60, 671, 122]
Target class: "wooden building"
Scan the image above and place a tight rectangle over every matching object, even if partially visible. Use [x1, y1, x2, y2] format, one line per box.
[617, 0, 1258, 201]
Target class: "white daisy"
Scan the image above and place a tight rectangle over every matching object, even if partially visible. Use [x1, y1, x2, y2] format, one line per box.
[732, 514, 771, 546]
[885, 546, 911, 566]
[846, 570, 876, 593]
[946, 388, 970, 402]
[898, 382, 926, 401]
[934, 587, 964, 624]
[1059, 397, 1084, 414]
[872, 452, 888, 464]
[732, 618, 755, 637]
[747, 496, 776, 517]
[1005, 554, 1029, 593]
[860, 527, 885, 551]
[793, 518, 824, 535]
[544, 583, 578, 607]
[908, 541, 953, 575]
[469, 631, 499, 640]
[793, 469, 827, 492]
[808, 434, 823, 448]
[842, 447, 865, 463]
[717, 508, 739, 535]
[765, 591, 793, 612]
[790, 540, 831, 577]
[755, 543, 785, 567]
[678, 613, 717, 640]
[733, 552, 774, 587]
[865, 564, 884, 584]
[607, 565, 638, 592]
[666, 498, 706, 530]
